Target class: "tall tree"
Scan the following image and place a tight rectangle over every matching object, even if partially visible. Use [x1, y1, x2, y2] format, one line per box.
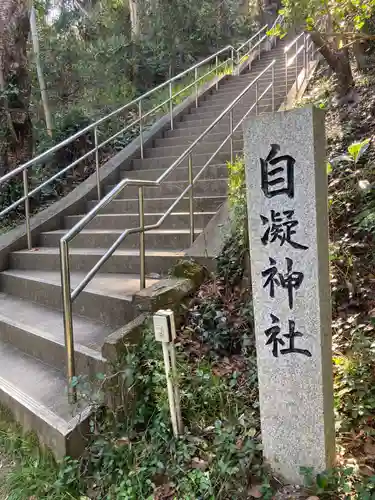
[30, 2, 53, 137]
[0, 0, 32, 175]
[271, 0, 375, 96]
[129, 0, 140, 40]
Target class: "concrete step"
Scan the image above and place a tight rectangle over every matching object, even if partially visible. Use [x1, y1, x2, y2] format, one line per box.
[179, 104, 274, 123]
[143, 139, 243, 159]
[40, 228, 202, 250]
[203, 88, 287, 107]
[132, 150, 239, 170]
[0, 291, 106, 377]
[85, 196, 226, 214]
[154, 131, 242, 147]
[221, 64, 301, 85]
[121, 164, 229, 183]
[65, 211, 216, 231]
[164, 122, 230, 137]
[216, 74, 301, 95]
[0, 338, 90, 459]
[0, 269, 152, 328]
[173, 113, 269, 130]
[184, 99, 285, 122]
[189, 98, 261, 115]
[216, 75, 287, 92]
[199, 84, 289, 104]
[9, 248, 184, 275]
[208, 78, 290, 96]
[104, 178, 229, 198]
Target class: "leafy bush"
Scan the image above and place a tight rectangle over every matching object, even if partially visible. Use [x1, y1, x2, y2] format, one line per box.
[215, 156, 249, 285]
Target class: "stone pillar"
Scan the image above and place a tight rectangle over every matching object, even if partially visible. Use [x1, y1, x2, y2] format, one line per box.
[243, 106, 335, 484]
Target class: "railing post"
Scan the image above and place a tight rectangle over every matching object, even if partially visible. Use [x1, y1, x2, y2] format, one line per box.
[255, 81, 259, 115]
[303, 33, 307, 74]
[231, 47, 235, 74]
[308, 38, 312, 74]
[138, 186, 146, 289]
[139, 100, 144, 159]
[215, 55, 219, 90]
[94, 126, 101, 201]
[22, 169, 32, 250]
[229, 109, 234, 164]
[188, 154, 194, 246]
[169, 81, 174, 130]
[248, 41, 252, 70]
[60, 239, 77, 404]
[258, 32, 261, 60]
[285, 52, 288, 97]
[195, 67, 198, 108]
[295, 42, 298, 92]
[272, 64, 275, 112]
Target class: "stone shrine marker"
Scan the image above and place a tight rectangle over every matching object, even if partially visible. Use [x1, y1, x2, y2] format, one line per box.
[243, 106, 335, 484]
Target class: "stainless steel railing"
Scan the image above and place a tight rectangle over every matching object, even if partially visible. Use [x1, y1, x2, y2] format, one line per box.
[61, 29, 319, 401]
[60, 59, 277, 400]
[0, 24, 270, 248]
[285, 32, 315, 94]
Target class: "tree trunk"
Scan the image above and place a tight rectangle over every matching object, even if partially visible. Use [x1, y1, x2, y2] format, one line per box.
[310, 31, 354, 96]
[353, 40, 367, 70]
[30, 4, 53, 137]
[0, 0, 32, 176]
[129, 0, 140, 40]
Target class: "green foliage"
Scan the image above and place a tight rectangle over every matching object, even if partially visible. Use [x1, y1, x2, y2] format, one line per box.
[169, 258, 207, 285]
[187, 285, 254, 355]
[269, 0, 375, 92]
[301, 465, 375, 498]
[182, 155, 254, 357]
[228, 155, 247, 209]
[355, 202, 375, 235]
[0, 407, 80, 499]
[333, 327, 375, 434]
[328, 137, 375, 238]
[274, 0, 375, 32]
[0, 107, 95, 220]
[216, 157, 249, 285]
[329, 138, 371, 168]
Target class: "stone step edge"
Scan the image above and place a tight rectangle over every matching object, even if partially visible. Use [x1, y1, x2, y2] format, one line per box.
[67, 211, 217, 218]
[43, 229, 204, 235]
[0, 311, 106, 365]
[1, 269, 134, 303]
[86, 195, 226, 202]
[0, 369, 92, 438]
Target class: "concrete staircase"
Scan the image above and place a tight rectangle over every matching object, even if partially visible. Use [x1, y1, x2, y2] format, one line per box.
[0, 38, 303, 456]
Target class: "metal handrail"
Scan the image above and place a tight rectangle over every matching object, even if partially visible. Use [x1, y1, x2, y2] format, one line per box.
[60, 59, 277, 400]
[236, 24, 268, 64]
[284, 32, 305, 53]
[60, 21, 319, 402]
[0, 25, 270, 247]
[285, 31, 314, 94]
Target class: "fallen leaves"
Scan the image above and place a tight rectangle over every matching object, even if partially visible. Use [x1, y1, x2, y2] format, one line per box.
[153, 483, 176, 500]
[248, 484, 263, 498]
[191, 456, 208, 471]
[364, 438, 375, 457]
[115, 436, 131, 447]
[359, 464, 375, 477]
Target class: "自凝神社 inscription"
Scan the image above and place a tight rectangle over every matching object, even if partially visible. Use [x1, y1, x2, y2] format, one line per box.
[243, 106, 335, 484]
